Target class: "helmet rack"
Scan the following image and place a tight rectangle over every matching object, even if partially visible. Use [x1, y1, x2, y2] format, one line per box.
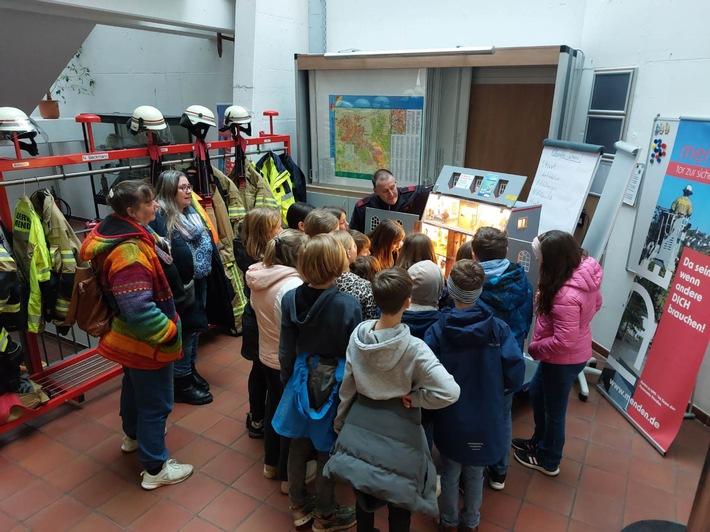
[0, 112, 291, 435]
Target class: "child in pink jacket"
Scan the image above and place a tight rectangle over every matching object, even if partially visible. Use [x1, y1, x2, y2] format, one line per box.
[513, 230, 603, 476]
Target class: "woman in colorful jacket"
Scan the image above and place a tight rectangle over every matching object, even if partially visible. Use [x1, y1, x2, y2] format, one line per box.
[80, 179, 192, 490]
[513, 230, 603, 477]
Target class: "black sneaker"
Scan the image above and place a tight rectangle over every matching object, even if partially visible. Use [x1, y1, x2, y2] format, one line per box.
[312, 504, 356, 532]
[513, 449, 559, 476]
[511, 437, 537, 453]
[487, 467, 506, 490]
[246, 412, 264, 439]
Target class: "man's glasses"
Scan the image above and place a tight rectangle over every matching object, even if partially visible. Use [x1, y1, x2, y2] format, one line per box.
[178, 184, 193, 192]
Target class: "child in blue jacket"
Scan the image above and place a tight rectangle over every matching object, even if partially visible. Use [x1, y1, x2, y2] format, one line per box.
[425, 260, 524, 532]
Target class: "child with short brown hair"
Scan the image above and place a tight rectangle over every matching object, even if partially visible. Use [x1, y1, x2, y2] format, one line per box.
[275, 233, 363, 531]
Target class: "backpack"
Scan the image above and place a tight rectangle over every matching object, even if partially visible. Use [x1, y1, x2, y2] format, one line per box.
[63, 260, 113, 337]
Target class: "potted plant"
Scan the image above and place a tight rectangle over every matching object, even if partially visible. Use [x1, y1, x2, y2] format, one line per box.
[39, 47, 96, 119]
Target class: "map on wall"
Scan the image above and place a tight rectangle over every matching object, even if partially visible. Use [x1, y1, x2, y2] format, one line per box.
[329, 94, 424, 181]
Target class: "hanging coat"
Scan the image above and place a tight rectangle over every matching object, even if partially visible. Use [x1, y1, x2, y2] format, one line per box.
[255, 151, 296, 225]
[278, 152, 308, 203]
[0, 234, 21, 331]
[30, 189, 87, 328]
[206, 175, 248, 333]
[224, 163, 278, 232]
[12, 196, 51, 333]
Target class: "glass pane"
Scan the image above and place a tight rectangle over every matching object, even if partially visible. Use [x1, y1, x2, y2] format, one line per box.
[590, 72, 631, 112]
[585, 116, 624, 155]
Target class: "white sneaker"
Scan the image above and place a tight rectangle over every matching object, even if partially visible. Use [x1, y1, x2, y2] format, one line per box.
[140, 458, 194, 490]
[121, 435, 138, 453]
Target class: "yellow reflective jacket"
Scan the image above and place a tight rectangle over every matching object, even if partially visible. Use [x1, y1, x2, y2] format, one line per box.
[13, 196, 51, 333]
[0, 233, 21, 326]
[30, 189, 87, 324]
[255, 153, 295, 225]
[222, 163, 279, 232]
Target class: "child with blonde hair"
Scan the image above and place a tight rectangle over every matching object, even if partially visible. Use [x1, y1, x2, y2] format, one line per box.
[331, 230, 378, 320]
[275, 233, 363, 531]
[304, 209, 340, 236]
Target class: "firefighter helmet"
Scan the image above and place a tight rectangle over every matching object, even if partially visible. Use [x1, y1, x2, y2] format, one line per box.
[180, 105, 216, 128]
[0, 107, 43, 156]
[127, 105, 167, 133]
[223, 105, 251, 127]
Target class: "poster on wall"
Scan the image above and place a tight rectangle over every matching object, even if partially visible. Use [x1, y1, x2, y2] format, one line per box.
[328, 94, 424, 183]
[600, 118, 710, 453]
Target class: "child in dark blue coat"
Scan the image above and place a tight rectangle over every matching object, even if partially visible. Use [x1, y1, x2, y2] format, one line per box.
[425, 260, 524, 532]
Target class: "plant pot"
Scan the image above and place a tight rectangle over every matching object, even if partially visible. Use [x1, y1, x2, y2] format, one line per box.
[39, 98, 60, 119]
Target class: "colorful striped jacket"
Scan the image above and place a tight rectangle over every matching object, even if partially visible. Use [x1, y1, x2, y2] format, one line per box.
[80, 215, 181, 370]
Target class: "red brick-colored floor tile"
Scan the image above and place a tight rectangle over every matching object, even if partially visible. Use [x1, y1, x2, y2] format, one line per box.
[180, 516, 226, 532]
[476, 519, 509, 532]
[176, 405, 224, 435]
[199, 487, 259, 530]
[554, 457, 582, 488]
[630, 432, 665, 462]
[0, 510, 17, 531]
[35, 406, 86, 438]
[567, 518, 608, 531]
[128, 498, 193, 531]
[0, 464, 36, 500]
[173, 435, 224, 468]
[0, 429, 53, 461]
[588, 420, 633, 452]
[44, 453, 104, 491]
[56, 420, 116, 453]
[205, 388, 249, 418]
[230, 432, 266, 460]
[494, 461, 532, 499]
[71, 512, 123, 532]
[584, 440, 631, 477]
[565, 416, 593, 441]
[232, 461, 280, 500]
[236, 502, 294, 531]
[479, 490, 521, 530]
[625, 478, 677, 517]
[97, 486, 161, 527]
[83, 434, 124, 463]
[567, 397, 597, 421]
[672, 441, 707, 471]
[70, 468, 135, 508]
[524, 474, 576, 516]
[208, 366, 245, 391]
[18, 440, 80, 477]
[564, 435, 588, 463]
[593, 399, 630, 428]
[202, 415, 244, 446]
[23, 495, 90, 532]
[202, 447, 254, 485]
[0, 480, 62, 521]
[676, 495, 694, 524]
[514, 501, 569, 532]
[410, 510, 437, 532]
[571, 489, 625, 531]
[578, 464, 627, 501]
[164, 423, 199, 453]
[628, 454, 676, 492]
[168, 471, 227, 513]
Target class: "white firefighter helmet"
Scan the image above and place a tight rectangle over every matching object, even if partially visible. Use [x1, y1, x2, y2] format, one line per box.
[684, 185, 693, 195]
[0, 107, 45, 156]
[223, 105, 252, 127]
[128, 105, 167, 133]
[181, 105, 216, 128]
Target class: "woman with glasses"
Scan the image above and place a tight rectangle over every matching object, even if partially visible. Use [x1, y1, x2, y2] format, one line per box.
[152, 169, 215, 405]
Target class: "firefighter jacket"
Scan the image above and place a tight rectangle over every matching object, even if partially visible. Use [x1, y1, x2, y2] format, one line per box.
[223, 163, 278, 231]
[30, 189, 87, 326]
[13, 196, 51, 333]
[204, 178, 248, 332]
[191, 192, 239, 333]
[255, 151, 296, 225]
[0, 233, 21, 331]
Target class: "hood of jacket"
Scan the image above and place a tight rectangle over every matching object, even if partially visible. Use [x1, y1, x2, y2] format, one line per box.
[479, 264, 530, 313]
[246, 263, 300, 292]
[439, 304, 496, 348]
[350, 321, 418, 372]
[80, 214, 154, 263]
[565, 256, 603, 294]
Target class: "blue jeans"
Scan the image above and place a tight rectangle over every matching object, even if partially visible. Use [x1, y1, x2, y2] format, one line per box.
[490, 392, 513, 475]
[439, 453, 483, 529]
[120, 364, 173, 471]
[174, 277, 207, 378]
[529, 361, 587, 470]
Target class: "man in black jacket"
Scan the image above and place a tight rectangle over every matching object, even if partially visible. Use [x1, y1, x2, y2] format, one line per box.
[349, 169, 431, 233]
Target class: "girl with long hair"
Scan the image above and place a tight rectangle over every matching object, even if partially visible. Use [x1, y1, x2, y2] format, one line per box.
[396, 232, 436, 270]
[512, 230, 603, 476]
[368, 220, 405, 269]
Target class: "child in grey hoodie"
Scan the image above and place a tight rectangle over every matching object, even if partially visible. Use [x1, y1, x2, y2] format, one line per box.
[327, 267, 460, 532]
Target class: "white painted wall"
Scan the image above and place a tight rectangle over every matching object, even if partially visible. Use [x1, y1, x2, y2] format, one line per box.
[325, 0, 710, 413]
[233, 0, 308, 155]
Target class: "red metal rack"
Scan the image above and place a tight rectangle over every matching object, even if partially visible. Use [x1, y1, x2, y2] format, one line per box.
[0, 112, 290, 434]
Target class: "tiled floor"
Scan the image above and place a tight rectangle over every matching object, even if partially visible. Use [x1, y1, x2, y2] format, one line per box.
[0, 330, 708, 531]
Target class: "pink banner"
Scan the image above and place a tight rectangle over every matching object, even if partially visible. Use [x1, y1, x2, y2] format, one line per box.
[627, 248, 710, 451]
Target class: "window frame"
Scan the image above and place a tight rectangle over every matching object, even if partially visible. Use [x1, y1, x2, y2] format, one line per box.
[584, 67, 636, 156]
